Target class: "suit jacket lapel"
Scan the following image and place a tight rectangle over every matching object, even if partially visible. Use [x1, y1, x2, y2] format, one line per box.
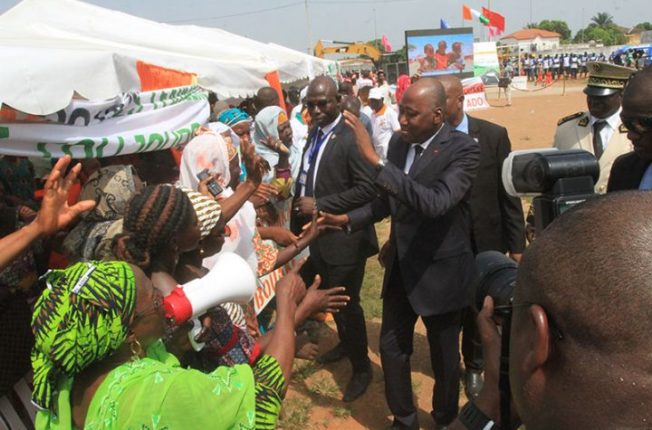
[467, 116, 481, 142]
[314, 118, 344, 188]
[409, 124, 451, 178]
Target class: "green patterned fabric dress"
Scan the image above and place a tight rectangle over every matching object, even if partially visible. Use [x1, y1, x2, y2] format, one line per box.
[37, 341, 285, 430]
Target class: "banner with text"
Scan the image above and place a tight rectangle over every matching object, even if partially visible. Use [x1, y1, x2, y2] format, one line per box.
[462, 77, 489, 111]
[0, 85, 209, 159]
[253, 249, 310, 315]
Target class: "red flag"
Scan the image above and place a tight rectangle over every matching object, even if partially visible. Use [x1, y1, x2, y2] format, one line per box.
[381, 35, 393, 52]
[482, 7, 505, 33]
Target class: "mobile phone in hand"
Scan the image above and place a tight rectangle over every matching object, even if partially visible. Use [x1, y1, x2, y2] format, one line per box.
[196, 169, 223, 197]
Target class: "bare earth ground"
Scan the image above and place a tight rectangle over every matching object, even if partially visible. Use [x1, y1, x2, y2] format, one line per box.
[279, 79, 589, 430]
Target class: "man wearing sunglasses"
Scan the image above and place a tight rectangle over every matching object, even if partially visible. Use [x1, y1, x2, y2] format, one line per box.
[608, 66, 652, 191]
[290, 76, 379, 402]
[553, 62, 635, 193]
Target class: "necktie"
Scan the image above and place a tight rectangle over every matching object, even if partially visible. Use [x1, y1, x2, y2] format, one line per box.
[409, 145, 424, 174]
[305, 130, 325, 196]
[592, 120, 607, 160]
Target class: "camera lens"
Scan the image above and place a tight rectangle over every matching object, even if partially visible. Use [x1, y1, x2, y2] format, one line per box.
[473, 251, 518, 313]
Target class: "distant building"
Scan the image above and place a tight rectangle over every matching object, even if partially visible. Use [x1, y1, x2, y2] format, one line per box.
[500, 29, 561, 53]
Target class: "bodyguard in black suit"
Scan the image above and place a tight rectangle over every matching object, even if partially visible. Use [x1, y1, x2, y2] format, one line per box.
[291, 76, 378, 402]
[319, 79, 480, 428]
[438, 76, 526, 398]
[607, 66, 652, 192]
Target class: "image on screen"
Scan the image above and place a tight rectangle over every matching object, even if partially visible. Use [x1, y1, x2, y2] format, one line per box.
[405, 28, 474, 78]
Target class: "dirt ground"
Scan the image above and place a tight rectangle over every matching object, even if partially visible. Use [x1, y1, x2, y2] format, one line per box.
[279, 79, 590, 430]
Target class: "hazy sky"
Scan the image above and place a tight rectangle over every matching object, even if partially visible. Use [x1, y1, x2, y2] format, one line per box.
[0, 0, 646, 53]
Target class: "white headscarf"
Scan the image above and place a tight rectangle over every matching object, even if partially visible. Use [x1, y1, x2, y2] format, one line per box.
[179, 130, 258, 274]
[178, 131, 231, 191]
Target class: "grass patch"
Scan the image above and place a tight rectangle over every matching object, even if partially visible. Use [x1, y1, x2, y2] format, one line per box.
[278, 397, 312, 430]
[360, 220, 391, 320]
[334, 406, 352, 419]
[307, 376, 340, 399]
[292, 360, 320, 383]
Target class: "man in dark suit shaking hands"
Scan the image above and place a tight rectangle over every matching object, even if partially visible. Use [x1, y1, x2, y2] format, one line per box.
[291, 76, 379, 402]
[437, 75, 526, 399]
[319, 79, 480, 429]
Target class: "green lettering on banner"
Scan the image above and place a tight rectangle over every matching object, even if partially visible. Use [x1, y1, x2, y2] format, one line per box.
[114, 136, 125, 155]
[171, 130, 181, 147]
[156, 131, 171, 151]
[150, 92, 157, 111]
[176, 128, 191, 145]
[134, 134, 147, 152]
[36, 143, 52, 159]
[159, 91, 168, 108]
[145, 133, 164, 151]
[190, 122, 201, 137]
[62, 139, 95, 158]
[0, 127, 8, 139]
[96, 137, 109, 158]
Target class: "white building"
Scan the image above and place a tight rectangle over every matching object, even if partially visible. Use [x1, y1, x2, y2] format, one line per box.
[500, 29, 561, 53]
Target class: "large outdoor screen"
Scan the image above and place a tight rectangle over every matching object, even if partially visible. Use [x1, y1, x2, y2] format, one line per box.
[405, 28, 474, 78]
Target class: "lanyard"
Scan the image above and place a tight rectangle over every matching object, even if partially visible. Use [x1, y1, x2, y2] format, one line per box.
[305, 128, 332, 171]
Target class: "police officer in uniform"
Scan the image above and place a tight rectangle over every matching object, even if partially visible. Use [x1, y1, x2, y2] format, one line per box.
[554, 62, 636, 193]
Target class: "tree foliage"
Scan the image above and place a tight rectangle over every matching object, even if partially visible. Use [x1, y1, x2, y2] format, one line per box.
[633, 22, 652, 31]
[537, 20, 572, 41]
[591, 12, 614, 27]
[574, 11, 626, 46]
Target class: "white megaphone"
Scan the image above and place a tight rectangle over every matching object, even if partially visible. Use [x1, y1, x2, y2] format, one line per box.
[163, 252, 257, 326]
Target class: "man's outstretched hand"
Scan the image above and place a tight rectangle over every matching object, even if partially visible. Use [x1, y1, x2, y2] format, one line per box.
[35, 156, 96, 236]
[342, 110, 380, 167]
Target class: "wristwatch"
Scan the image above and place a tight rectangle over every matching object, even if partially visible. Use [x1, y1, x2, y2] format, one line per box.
[376, 158, 386, 171]
[458, 402, 500, 430]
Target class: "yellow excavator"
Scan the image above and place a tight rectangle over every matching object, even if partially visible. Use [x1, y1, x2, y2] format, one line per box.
[314, 40, 382, 63]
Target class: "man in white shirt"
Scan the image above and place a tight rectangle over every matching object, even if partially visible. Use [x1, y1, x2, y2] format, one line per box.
[369, 87, 400, 160]
[375, 70, 393, 105]
[554, 61, 635, 193]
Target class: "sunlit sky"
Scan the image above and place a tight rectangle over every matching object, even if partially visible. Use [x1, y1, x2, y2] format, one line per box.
[0, 0, 646, 53]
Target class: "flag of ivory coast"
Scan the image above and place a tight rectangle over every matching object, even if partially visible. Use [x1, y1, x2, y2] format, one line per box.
[462, 4, 490, 25]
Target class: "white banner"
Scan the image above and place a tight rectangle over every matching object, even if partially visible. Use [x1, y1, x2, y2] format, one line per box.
[462, 77, 489, 111]
[0, 85, 209, 159]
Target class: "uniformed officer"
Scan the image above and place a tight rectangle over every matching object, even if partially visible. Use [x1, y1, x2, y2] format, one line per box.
[554, 61, 636, 193]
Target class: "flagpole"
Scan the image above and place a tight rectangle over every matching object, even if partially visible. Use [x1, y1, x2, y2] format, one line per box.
[487, 0, 492, 42]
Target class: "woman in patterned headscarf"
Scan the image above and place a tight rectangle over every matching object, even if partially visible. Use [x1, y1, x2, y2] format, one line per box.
[31, 260, 298, 430]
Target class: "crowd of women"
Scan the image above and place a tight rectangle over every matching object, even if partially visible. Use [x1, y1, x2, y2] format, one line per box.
[0, 89, 354, 429]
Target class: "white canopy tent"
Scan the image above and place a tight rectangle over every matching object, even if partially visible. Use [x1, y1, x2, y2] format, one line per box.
[0, 0, 333, 116]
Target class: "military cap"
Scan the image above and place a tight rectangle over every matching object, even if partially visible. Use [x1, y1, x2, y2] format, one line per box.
[584, 62, 636, 96]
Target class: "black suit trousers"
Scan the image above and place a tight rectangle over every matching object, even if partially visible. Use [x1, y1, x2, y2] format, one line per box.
[301, 248, 370, 373]
[380, 261, 461, 427]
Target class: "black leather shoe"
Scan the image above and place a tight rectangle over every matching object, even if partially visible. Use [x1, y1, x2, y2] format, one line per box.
[464, 370, 484, 399]
[317, 343, 346, 364]
[390, 418, 419, 429]
[342, 369, 372, 402]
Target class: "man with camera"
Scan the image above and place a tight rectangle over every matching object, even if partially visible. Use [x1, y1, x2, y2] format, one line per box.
[450, 192, 652, 430]
[437, 75, 526, 400]
[553, 62, 635, 193]
[318, 78, 480, 429]
[608, 65, 652, 191]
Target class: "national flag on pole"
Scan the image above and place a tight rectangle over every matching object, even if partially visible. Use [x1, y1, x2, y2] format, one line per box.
[440, 18, 450, 29]
[463, 5, 490, 25]
[381, 35, 393, 52]
[482, 7, 505, 33]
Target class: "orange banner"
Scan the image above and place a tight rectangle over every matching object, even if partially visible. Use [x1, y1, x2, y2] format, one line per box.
[137, 61, 196, 91]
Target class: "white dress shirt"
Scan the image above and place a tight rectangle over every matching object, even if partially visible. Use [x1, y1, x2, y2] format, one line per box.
[590, 108, 621, 152]
[300, 114, 341, 197]
[403, 125, 443, 174]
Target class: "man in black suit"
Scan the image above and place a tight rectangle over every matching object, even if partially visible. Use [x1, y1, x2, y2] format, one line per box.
[291, 76, 378, 402]
[319, 79, 480, 429]
[437, 75, 526, 398]
[608, 66, 652, 192]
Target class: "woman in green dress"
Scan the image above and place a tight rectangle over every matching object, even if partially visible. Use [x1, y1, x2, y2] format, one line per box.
[31, 259, 303, 429]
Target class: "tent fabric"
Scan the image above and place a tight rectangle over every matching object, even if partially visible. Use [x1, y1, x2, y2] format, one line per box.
[0, 0, 332, 115]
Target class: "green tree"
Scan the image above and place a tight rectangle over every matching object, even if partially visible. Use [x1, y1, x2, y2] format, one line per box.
[537, 19, 572, 41]
[525, 22, 539, 29]
[591, 12, 614, 28]
[633, 22, 652, 31]
[574, 26, 626, 45]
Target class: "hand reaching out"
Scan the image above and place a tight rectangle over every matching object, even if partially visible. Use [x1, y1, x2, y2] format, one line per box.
[260, 136, 289, 155]
[242, 144, 271, 186]
[342, 110, 380, 166]
[35, 156, 96, 236]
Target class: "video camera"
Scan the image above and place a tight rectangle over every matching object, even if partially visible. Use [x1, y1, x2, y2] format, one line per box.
[502, 148, 600, 231]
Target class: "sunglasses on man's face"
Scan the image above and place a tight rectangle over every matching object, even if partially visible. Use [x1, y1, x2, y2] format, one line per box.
[620, 116, 652, 135]
[306, 99, 331, 110]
